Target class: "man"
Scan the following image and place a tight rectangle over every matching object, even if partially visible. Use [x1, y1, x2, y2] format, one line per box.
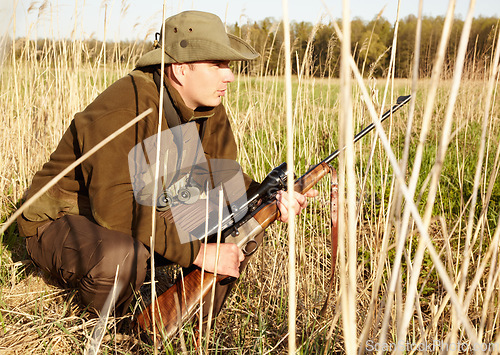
[17, 11, 316, 320]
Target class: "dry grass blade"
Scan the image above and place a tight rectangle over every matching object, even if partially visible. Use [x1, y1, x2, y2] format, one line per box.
[281, 0, 297, 352]
[337, 0, 357, 354]
[204, 186, 224, 352]
[84, 266, 122, 355]
[148, 2, 168, 351]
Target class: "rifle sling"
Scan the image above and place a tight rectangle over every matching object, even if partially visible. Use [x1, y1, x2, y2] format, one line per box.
[152, 69, 207, 193]
[319, 166, 338, 317]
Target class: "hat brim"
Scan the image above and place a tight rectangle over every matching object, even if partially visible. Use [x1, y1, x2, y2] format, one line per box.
[135, 34, 259, 68]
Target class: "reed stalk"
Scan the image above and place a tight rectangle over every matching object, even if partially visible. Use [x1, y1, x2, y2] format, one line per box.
[281, 0, 297, 352]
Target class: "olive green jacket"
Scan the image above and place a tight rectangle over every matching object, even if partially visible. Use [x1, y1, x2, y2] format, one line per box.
[18, 66, 254, 267]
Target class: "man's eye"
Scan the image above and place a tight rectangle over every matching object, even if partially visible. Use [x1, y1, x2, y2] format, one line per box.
[213, 61, 229, 68]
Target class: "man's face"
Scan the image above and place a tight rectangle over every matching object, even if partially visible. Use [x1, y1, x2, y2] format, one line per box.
[180, 60, 235, 109]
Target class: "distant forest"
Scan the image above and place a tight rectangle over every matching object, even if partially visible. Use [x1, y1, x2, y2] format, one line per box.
[234, 15, 500, 78]
[12, 15, 500, 78]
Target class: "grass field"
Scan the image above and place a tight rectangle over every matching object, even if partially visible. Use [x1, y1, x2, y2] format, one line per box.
[1, 7, 500, 355]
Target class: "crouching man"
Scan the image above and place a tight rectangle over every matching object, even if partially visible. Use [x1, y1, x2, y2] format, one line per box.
[17, 10, 316, 327]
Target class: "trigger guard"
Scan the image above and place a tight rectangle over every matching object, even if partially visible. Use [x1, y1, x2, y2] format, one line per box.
[243, 239, 258, 256]
[219, 276, 237, 286]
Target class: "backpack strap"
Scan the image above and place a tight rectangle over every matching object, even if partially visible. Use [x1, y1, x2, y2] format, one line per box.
[152, 69, 206, 141]
[152, 68, 207, 209]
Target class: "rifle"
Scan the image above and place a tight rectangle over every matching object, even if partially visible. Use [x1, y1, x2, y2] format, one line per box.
[135, 95, 411, 338]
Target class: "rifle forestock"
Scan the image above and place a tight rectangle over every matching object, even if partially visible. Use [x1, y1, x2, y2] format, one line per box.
[294, 162, 331, 195]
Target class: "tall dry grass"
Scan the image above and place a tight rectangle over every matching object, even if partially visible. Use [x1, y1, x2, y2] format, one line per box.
[1, 1, 500, 354]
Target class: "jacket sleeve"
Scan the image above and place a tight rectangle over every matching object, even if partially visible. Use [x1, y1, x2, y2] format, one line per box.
[75, 75, 200, 267]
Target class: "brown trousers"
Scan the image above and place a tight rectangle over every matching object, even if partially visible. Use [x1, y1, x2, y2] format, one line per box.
[26, 215, 150, 316]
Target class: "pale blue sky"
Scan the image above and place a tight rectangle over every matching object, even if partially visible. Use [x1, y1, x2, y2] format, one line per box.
[4, 0, 500, 41]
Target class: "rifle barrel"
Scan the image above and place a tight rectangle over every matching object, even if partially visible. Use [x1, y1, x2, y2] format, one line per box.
[321, 95, 411, 166]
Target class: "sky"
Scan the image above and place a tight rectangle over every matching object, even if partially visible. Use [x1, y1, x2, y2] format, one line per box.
[3, 0, 500, 42]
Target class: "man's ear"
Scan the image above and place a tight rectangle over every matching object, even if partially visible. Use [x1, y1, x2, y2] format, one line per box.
[169, 63, 188, 86]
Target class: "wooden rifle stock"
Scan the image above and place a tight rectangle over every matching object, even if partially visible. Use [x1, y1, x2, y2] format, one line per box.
[135, 162, 331, 338]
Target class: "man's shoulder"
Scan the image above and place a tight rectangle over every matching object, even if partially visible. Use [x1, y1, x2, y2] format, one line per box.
[91, 68, 158, 109]
[73, 67, 160, 133]
[119, 67, 157, 91]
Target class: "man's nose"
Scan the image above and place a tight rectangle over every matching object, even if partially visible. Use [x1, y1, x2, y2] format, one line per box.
[223, 67, 235, 83]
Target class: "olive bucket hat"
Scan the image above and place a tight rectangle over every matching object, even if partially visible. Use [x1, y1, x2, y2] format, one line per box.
[135, 11, 259, 67]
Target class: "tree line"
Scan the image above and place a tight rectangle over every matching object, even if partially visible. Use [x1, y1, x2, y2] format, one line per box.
[10, 15, 499, 78]
[232, 15, 499, 78]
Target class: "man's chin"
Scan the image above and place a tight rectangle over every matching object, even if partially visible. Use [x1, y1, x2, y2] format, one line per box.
[209, 98, 222, 107]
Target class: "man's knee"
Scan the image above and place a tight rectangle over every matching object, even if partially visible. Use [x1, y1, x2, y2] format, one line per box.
[89, 236, 150, 288]
[79, 236, 150, 314]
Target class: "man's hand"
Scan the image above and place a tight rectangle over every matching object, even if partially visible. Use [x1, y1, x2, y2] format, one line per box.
[276, 189, 319, 223]
[193, 243, 244, 278]
[191, 188, 318, 276]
